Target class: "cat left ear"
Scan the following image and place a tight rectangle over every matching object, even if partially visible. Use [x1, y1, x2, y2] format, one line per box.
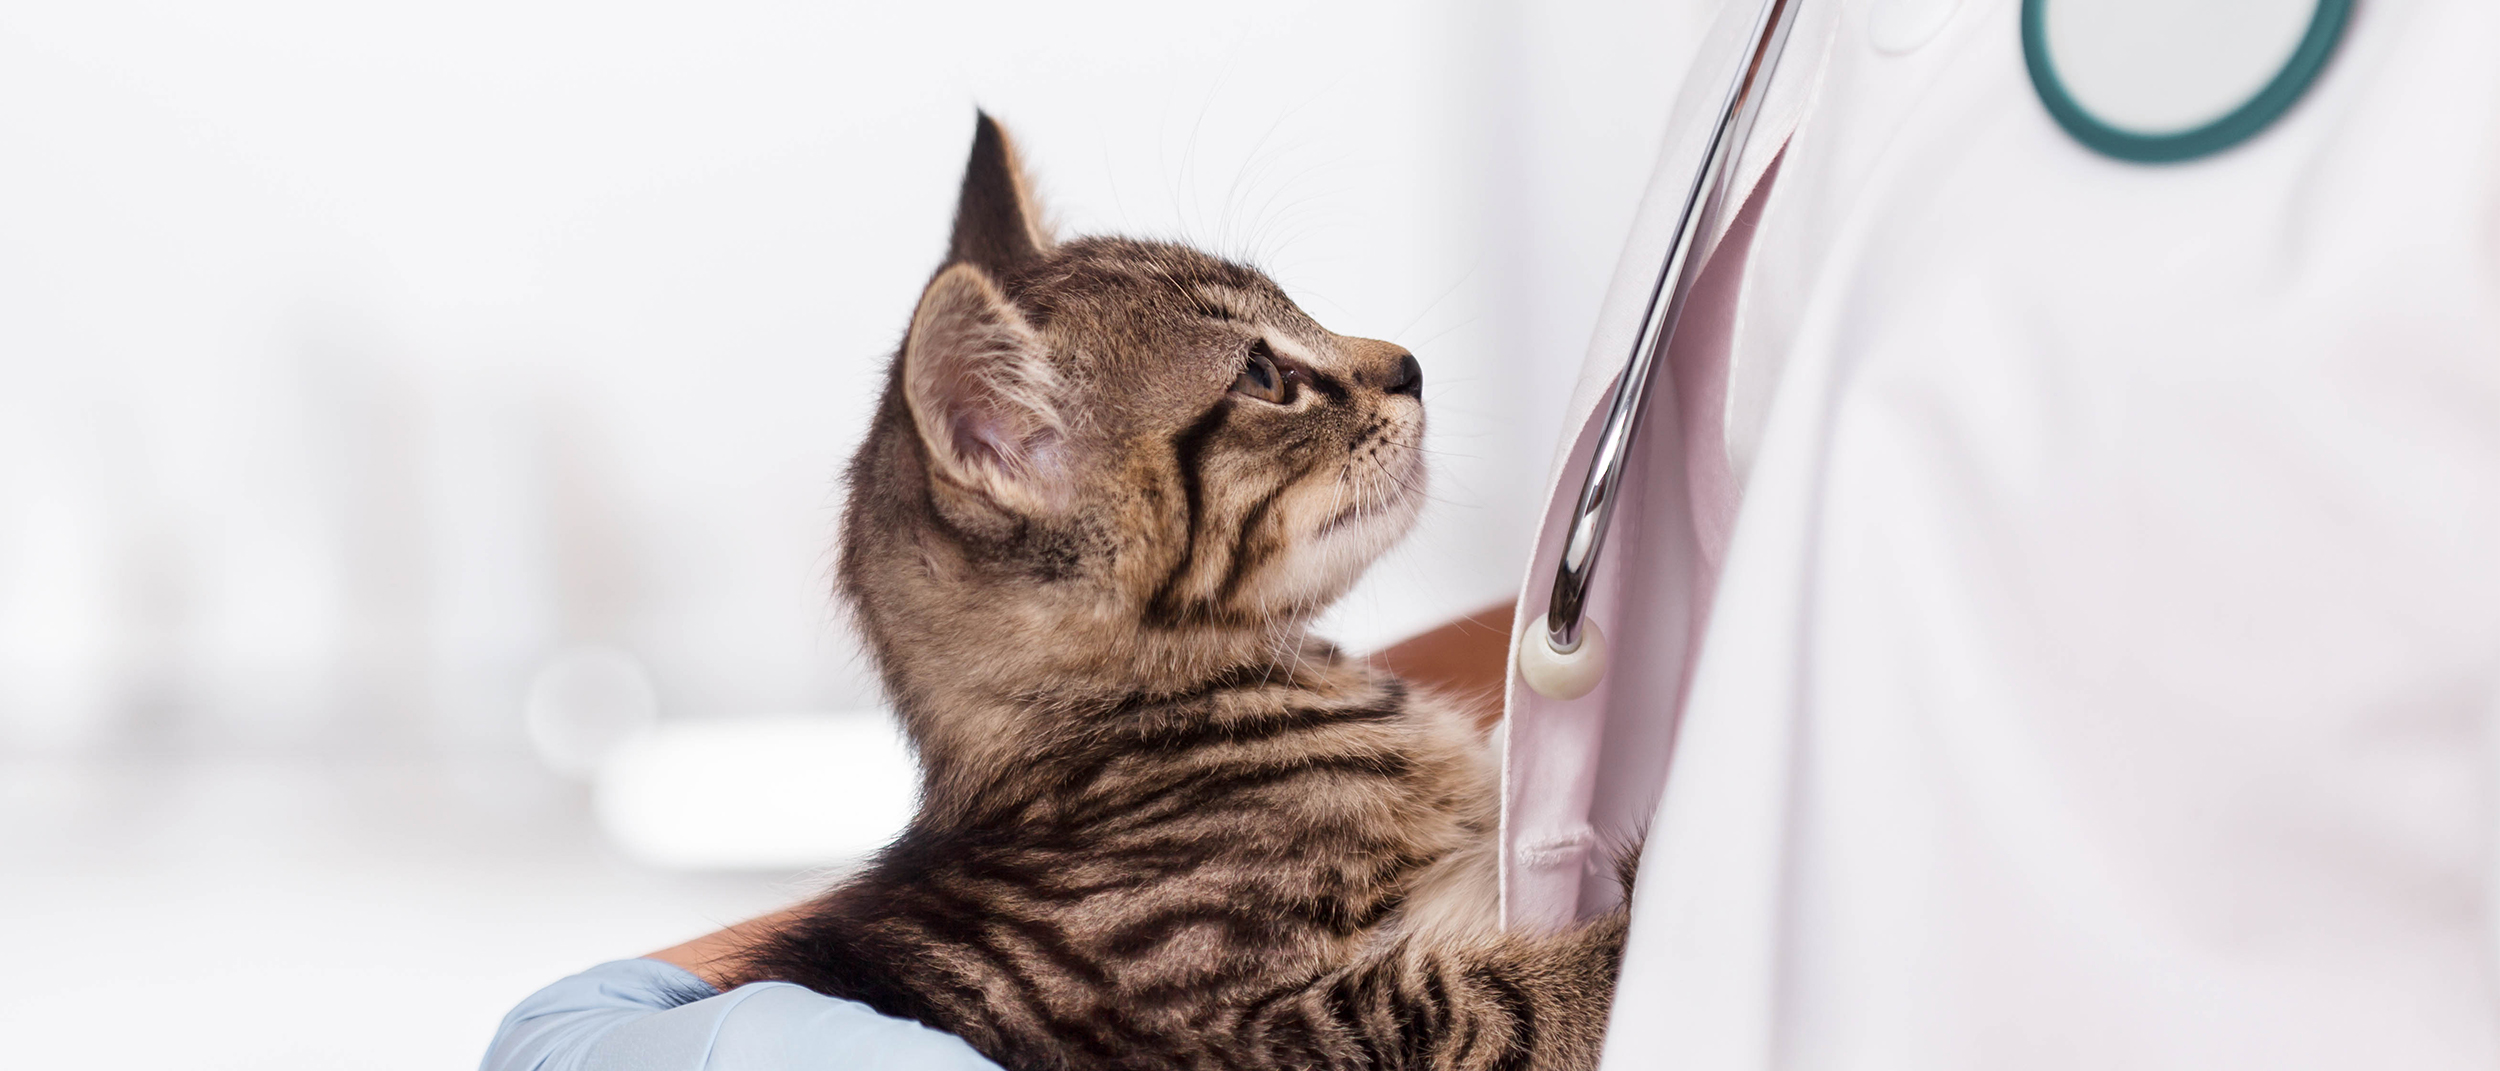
[902, 262, 1068, 513]
[947, 111, 1056, 274]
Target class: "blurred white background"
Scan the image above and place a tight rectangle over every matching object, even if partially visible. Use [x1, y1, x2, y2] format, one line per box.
[0, 0, 1716, 1065]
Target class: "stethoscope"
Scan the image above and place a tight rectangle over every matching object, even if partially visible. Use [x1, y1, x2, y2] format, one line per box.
[1514, 0, 1806, 702]
[1514, 0, 2353, 700]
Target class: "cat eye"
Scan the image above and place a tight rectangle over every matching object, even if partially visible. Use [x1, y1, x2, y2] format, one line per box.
[1231, 340, 1290, 404]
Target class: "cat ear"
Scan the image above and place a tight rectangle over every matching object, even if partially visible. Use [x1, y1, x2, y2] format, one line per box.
[947, 111, 1055, 274]
[902, 262, 1068, 512]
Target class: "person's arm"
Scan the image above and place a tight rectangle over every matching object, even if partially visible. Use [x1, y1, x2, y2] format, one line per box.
[482, 888, 970, 1068]
[644, 907, 804, 990]
[481, 956, 1001, 1071]
[1369, 600, 1516, 729]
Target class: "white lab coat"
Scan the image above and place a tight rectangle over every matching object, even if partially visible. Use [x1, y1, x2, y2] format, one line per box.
[1497, 0, 2500, 1066]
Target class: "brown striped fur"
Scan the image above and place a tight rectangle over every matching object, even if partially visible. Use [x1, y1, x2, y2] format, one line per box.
[734, 113, 1625, 1071]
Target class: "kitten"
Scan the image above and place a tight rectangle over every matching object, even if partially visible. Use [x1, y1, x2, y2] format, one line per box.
[732, 113, 1626, 1071]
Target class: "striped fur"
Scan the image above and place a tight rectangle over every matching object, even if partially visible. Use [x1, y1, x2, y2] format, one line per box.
[733, 114, 1625, 1071]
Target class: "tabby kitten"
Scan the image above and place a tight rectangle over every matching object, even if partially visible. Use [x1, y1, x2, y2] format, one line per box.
[733, 114, 1626, 1071]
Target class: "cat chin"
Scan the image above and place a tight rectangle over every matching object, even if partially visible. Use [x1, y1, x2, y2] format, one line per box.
[1249, 494, 1425, 612]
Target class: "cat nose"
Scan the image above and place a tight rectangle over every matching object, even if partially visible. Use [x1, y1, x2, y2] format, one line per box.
[1384, 353, 1423, 398]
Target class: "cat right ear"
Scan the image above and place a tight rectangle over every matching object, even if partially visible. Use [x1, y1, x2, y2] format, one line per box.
[947, 111, 1055, 274]
[902, 263, 1068, 513]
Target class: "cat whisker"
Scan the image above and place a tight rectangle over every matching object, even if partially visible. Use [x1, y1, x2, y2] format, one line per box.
[1392, 263, 1481, 342]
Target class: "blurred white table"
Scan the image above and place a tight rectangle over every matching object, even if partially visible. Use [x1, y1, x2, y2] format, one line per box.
[1, 752, 800, 1070]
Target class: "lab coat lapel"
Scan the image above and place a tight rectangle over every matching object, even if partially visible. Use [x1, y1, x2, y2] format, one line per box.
[1499, 0, 1838, 934]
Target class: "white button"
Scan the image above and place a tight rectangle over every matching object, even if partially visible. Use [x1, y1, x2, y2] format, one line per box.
[1518, 613, 1608, 700]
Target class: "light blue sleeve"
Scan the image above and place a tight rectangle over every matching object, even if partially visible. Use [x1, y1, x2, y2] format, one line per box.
[481, 958, 1004, 1071]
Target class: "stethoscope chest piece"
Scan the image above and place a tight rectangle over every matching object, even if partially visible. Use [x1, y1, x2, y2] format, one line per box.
[2023, 0, 2351, 163]
[1519, 615, 1608, 701]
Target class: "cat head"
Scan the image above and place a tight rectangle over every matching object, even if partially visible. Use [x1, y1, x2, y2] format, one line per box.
[840, 113, 1426, 705]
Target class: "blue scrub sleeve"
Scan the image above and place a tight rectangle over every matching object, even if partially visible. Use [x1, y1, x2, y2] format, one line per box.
[481, 958, 1004, 1071]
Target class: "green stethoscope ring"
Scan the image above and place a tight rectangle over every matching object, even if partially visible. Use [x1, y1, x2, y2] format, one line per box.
[2022, 0, 2353, 164]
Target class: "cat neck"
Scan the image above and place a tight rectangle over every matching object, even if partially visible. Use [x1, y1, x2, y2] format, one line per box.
[873, 608, 1360, 785]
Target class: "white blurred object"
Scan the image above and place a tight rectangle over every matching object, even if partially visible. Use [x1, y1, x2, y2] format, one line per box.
[0, 495, 121, 749]
[594, 712, 919, 871]
[523, 645, 660, 778]
[0, 1, 1719, 750]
